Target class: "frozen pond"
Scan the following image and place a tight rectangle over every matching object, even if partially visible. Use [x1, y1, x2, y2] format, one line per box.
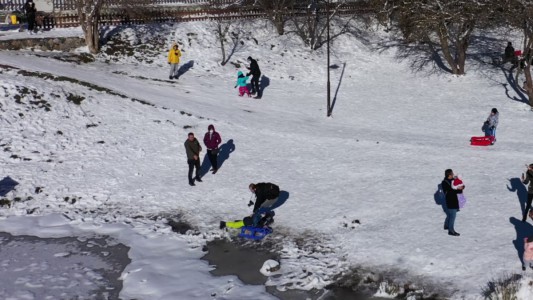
[0, 232, 130, 299]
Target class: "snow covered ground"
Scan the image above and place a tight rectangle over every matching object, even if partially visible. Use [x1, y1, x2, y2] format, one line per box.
[1, 19, 533, 299]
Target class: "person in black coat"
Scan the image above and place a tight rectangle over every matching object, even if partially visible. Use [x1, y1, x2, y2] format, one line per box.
[249, 182, 280, 226]
[23, 0, 37, 34]
[442, 169, 464, 236]
[246, 56, 261, 95]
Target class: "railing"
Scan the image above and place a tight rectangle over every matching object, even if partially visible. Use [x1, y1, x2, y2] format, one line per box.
[22, 3, 373, 30]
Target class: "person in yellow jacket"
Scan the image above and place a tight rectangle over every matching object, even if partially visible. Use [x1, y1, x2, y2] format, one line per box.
[168, 43, 182, 80]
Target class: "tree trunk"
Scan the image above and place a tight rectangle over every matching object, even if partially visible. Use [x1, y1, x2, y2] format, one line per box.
[437, 25, 459, 74]
[525, 64, 533, 107]
[456, 37, 468, 75]
[217, 24, 226, 65]
[273, 15, 284, 35]
[85, 19, 99, 54]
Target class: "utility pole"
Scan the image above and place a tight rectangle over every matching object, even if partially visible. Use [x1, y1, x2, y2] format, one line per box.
[326, 0, 331, 117]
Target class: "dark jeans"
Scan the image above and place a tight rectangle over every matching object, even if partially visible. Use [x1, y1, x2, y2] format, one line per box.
[445, 208, 458, 233]
[27, 13, 35, 31]
[250, 74, 260, 93]
[207, 149, 218, 170]
[523, 193, 533, 220]
[187, 159, 200, 183]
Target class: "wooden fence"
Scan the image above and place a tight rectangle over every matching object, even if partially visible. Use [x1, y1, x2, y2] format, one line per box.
[21, 3, 372, 30]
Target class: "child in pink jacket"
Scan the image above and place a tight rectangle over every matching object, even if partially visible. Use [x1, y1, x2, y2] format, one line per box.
[524, 237, 533, 269]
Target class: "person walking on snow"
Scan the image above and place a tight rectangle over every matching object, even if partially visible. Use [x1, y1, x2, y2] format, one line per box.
[246, 56, 261, 95]
[522, 164, 533, 222]
[184, 132, 202, 186]
[484, 108, 499, 142]
[203, 124, 222, 174]
[234, 71, 251, 97]
[167, 43, 182, 80]
[442, 169, 463, 236]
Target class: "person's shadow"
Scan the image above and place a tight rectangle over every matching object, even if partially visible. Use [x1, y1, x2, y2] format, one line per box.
[0, 176, 19, 197]
[507, 177, 528, 217]
[200, 139, 236, 177]
[217, 139, 235, 170]
[256, 75, 270, 99]
[176, 60, 194, 79]
[270, 191, 289, 210]
[510, 217, 533, 269]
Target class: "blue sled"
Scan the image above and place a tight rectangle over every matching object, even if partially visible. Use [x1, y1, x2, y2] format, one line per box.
[238, 226, 273, 240]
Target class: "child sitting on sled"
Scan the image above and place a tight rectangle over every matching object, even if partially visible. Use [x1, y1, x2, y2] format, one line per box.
[524, 236, 533, 270]
[220, 211, 275, 230]
[234, 71, 251, 97]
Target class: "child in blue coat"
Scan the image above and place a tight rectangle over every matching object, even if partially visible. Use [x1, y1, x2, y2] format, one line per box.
[234, 71, 251, 97]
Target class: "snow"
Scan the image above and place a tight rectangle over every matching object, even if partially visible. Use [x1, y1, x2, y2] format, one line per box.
[1, 19, 533, 299]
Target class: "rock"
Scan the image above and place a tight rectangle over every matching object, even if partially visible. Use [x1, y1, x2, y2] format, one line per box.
[260, 259, 280, 276]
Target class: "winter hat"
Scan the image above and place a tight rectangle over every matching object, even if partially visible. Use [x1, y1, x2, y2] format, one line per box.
[208, 124, 215, 131]
[237, 71, 243, 76]
[247, 56, 252, 61]
[491, 108, 498, 114]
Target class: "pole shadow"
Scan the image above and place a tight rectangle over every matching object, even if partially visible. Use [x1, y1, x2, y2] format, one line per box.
[507, 178, 528, 216]
[217, 139, 235, 170]
[329, 62, 346, 115]
[176, 60, 194, 79]
[510, 217, 533, 268]
[0, 176, 19, 197]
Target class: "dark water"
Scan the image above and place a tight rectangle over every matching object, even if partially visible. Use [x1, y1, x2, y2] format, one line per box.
[202, 238, 390, 300]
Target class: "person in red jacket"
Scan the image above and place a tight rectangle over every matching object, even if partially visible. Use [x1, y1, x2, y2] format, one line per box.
[203, 124, 222, 174]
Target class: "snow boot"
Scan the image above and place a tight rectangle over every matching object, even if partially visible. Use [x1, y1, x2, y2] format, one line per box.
[219, 221, 226, 229]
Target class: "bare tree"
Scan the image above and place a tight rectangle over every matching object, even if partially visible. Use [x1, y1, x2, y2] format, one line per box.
[68, 0, 155, 54]
[72, 0, 105, 54]
[256, 0, 295, 35]
[287, 0, 351, 50]
[373, 0, 493, 75]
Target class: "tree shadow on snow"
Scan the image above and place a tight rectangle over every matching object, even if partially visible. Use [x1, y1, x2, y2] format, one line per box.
[176, 60, 194, 79]
[329, 63, 346, 115]
[500, 68, 529, 104]
[507, 178, 528, 217]
[510, 217, 533, 268]
[0, 176, 18, 197]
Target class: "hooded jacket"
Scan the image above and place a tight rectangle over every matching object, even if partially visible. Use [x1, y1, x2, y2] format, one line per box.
[252, 183, 280, 212]
[524, 170, 533, 194]
[203, 124, 222, 150]
[168, 44, 182, 64]
[247, 57, 261, 76]
[236, 71, 249, 87]
[487, 112, 499, 129]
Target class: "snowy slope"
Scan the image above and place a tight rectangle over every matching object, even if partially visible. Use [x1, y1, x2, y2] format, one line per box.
[1, 20, 533, 299]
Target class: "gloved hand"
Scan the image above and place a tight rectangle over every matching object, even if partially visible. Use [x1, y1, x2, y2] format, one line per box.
[168, 62, 170, 64]
[234, 85, 237, 88]
[490, 126, 495, 130]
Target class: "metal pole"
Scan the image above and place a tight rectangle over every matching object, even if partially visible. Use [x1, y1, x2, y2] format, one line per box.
[326, 0, 331, 117]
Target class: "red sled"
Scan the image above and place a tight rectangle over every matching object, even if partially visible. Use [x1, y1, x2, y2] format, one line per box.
[470, 136, 495, 146]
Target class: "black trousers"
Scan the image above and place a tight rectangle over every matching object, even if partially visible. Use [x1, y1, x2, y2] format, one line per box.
[524, 193, 533, 220]
[27, 13, 36, 31]
[207, 149, 218, 170]
[250, 74, 261, 93]
[187, 159, 200, 183]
